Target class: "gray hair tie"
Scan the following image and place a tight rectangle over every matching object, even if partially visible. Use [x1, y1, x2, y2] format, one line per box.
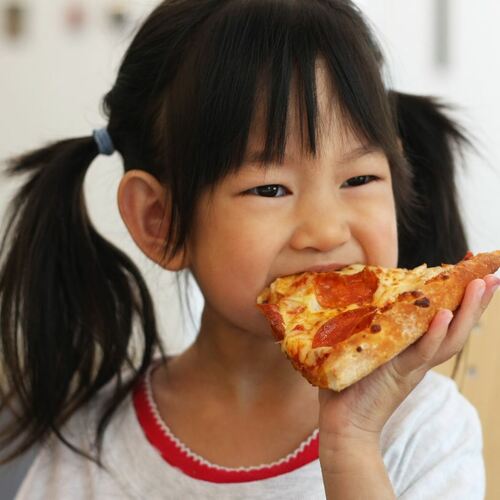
[92, 127, 115, 156]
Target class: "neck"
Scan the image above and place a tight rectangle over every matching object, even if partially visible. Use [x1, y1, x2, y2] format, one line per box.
[169, 304, 318, 411]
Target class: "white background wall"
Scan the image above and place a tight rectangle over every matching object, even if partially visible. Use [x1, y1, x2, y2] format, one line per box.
[1, 0, 499, 497]
[356, 0, 500, 256]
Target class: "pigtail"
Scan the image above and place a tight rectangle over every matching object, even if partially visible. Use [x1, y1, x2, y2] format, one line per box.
[391, 91, 471, 268]
[0, 137, 163, 465]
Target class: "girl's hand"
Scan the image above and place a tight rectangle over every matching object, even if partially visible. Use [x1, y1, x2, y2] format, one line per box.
[318, 276, 499, 439]
[317, 276, 499, 499]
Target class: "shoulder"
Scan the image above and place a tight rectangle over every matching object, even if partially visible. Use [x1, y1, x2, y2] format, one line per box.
[15, 371, 138, 500]
[382, 371, 484, 499]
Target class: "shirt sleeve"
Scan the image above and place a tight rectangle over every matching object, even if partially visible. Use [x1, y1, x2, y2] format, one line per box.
[14, 435, 130, 500]
[381, 371, 485, 500]
[14, 394, 132, 500]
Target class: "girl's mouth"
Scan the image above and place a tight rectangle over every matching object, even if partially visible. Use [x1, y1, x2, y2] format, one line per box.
[301, 263, 351, 273]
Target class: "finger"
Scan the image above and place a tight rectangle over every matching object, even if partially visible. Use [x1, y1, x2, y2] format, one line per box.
[391, 308, 453, 377]
[431, 277, 496, 367]
[432, 277, 496, 366]
[388, 277, 495, 379]
[434, 279, 485, 360]
[481, 274, 500, 307]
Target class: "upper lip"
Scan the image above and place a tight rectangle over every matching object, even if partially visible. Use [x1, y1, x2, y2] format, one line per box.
[301, 263, 350, 273]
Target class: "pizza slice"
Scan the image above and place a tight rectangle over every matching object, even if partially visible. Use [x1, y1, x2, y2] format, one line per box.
[257, 250, 500, 391]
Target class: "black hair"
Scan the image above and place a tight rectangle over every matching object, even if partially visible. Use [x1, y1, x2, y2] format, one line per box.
[0, 0, 469, 465]
[392, 91, 469, 268]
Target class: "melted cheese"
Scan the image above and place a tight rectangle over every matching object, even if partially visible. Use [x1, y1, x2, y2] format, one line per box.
[258, 262, 451, 369]
[372, 264, 446, 306]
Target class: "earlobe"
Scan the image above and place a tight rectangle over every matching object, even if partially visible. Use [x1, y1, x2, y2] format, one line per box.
[117, 170, 188, 271]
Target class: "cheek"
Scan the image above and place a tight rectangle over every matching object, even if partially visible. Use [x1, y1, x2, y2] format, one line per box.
[190, 237, 276, 337]
[205, 216, 277, 277]
[188, 208, 283, 314]
[378, 219, 399, 267]
[355, 196, 399, 268]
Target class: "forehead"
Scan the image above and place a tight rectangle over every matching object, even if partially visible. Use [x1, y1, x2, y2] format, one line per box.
[245, 58, 366, 163]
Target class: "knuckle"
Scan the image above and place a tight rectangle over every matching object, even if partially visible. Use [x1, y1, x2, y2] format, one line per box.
[388, 358, 406, 381]
[389, 358, 426, 391]
[416, 348, 435, 366]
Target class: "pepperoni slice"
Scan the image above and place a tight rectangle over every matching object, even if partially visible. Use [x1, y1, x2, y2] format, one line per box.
[463, 250, 474, 261]
[257, 304, 285, 341]
[312, 306, 377, 348]
[314, 268, 379, 308]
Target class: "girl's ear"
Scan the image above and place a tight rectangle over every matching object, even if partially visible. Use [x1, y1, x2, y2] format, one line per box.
[117, 170, 187, 271]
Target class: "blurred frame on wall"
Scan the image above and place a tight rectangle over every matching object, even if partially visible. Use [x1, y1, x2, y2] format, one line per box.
[4, 1, 26, 40]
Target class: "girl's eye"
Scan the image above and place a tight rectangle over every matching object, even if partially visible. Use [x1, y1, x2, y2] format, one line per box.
[245, 185, 289, 197]
[341, 175, 380, 188]
[244, 176, 379, 197]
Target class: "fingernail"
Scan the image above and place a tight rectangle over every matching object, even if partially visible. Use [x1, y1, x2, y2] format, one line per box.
[488, 277, 500, 292]
[441, 309, 453, 325]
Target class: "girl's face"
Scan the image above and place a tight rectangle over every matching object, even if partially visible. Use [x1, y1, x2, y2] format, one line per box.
[186, 71, 398, 340]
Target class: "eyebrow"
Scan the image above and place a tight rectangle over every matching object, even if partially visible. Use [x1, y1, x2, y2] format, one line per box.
[339, 144, 382, 164]
[243, 144, 381, 167]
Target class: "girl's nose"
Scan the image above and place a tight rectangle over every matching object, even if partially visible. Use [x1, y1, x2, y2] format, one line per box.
[289, 195, 351, 253]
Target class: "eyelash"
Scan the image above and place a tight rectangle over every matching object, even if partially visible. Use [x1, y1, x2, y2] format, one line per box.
[244, 175, 380, 198]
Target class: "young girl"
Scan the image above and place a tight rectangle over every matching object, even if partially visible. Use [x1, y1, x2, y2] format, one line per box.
[1, 0, 497, 498]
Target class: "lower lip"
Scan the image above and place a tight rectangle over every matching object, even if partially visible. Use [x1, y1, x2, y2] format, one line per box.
[305, 264, 348, 273]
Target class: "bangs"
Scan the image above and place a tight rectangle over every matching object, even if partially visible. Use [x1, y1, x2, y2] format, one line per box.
[161, 0, 399, 188]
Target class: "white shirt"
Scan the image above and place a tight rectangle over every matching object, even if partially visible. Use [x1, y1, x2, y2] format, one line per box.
[15, 370, 484, 499]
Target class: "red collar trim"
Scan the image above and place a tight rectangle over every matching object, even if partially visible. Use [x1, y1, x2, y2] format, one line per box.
[132, 364, 319, 484]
